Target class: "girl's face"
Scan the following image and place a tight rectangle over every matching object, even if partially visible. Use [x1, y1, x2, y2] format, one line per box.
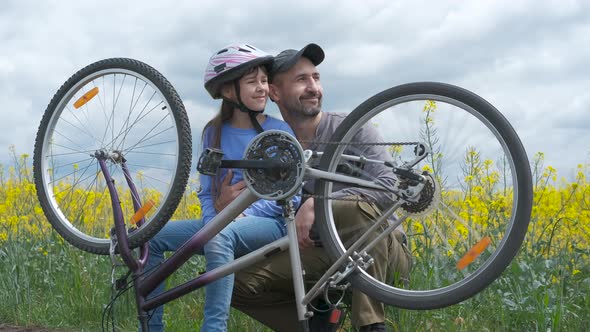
[237, 67, 269, 111]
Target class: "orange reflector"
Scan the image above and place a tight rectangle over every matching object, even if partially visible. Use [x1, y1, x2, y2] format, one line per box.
[73, 87, 99, 109]
[130, 199, 155, 224]
[456, 236, 492, 270]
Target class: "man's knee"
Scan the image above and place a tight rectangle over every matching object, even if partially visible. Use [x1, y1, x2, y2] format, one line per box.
[232, 270, 264, 302]
[232, 263, 280, 303]
[331, 197, 382, 230]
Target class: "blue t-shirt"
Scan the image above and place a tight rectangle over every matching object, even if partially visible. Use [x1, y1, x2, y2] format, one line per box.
[199, 115, 301, 224]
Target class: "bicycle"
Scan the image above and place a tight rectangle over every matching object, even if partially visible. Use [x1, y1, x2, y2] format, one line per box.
[33, 58, 533, 331]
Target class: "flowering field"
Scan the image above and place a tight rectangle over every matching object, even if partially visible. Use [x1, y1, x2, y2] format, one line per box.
[1, 147, 589, 331]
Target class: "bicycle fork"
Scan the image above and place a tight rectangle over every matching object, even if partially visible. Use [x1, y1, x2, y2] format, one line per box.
[96, 152, 150, 330]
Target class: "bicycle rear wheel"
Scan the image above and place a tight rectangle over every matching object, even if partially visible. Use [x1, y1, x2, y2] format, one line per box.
[315, 82, 532, 309]
[33, 58, 192, 255]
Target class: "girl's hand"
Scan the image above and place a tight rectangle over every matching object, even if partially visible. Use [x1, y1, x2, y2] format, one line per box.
[214, 169, 246, 212]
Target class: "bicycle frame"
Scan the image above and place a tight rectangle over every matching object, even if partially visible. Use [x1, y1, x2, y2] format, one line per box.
[98, 152, 404, 331]
[34, 73, 532, 325]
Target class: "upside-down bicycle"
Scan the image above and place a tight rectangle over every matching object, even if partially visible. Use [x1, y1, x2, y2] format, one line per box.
[33, 58, 533, 330]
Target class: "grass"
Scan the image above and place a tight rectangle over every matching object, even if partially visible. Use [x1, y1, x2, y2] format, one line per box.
[1, 231, 588, 331]
[0, 232, 268, 331]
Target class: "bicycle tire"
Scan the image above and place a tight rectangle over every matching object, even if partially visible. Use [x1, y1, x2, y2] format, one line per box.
[315, 82, 532, 309]
[33, 58, 192, 255]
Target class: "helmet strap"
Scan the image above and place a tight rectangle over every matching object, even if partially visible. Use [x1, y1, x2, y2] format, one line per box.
[230, 80, 264, 134]
[248, 111, 264, 134]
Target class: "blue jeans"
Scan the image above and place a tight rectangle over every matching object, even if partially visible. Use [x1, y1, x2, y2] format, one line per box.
[142, 216, 287, 332]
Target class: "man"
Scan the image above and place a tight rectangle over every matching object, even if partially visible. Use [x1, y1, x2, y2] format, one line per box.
[223, 44, 412, 332]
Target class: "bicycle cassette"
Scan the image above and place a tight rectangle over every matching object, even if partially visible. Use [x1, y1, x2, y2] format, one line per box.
[243, 130, 305, 201]
[400, 172, 440, 217]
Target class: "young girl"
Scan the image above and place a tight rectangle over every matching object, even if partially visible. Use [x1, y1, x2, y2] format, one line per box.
[143, 44, 299, 332]
[199, 43, 299, 331]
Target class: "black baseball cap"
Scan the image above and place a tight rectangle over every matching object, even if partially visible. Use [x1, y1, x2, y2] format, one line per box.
[270, 43, 325, 77]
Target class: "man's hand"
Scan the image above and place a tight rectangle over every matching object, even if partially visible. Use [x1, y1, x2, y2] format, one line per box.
[295, 198, 315, 249]
[214, 170, 246, 212]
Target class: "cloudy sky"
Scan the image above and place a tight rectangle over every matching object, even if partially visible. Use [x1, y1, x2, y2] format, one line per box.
[1, 0, 588, 180]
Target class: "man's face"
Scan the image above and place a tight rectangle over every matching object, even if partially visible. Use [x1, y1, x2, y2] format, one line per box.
[270, 57, 323, 119]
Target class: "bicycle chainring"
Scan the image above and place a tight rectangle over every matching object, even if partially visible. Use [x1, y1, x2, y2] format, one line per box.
[243, 130, 305, 200]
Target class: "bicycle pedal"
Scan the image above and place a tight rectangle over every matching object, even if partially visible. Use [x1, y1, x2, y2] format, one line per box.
[197, 148, 224, 176]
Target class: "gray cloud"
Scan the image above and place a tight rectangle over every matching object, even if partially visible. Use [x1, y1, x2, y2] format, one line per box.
[1, 0, 588, 179]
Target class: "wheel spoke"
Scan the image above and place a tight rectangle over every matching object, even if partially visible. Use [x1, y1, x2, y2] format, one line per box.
[314, 83, 531, 309]
[34, 60, 191, 254]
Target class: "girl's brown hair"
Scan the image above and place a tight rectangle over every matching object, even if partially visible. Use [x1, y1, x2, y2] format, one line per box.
[200, 65, 267, 203]
[201, 98, 233, 203]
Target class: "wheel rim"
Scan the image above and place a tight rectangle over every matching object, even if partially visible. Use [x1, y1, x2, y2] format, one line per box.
[320, 92, 526, 300]
[39, 68, 180, 247]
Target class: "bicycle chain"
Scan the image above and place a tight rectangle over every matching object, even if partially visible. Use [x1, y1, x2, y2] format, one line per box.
[299, 140, 421, 203]
[300, 140, 420, 146]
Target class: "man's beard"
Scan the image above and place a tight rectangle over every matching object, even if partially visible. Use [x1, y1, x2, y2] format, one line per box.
[286, 94, 322, 118]
[300, 102, 321, 117]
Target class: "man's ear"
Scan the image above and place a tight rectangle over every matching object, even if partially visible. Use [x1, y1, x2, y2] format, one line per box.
[269, 84, 279, 103]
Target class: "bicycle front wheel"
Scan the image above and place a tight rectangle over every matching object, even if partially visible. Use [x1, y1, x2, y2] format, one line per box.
[33, 58, 192, 255]
[315, 82, 532, 309]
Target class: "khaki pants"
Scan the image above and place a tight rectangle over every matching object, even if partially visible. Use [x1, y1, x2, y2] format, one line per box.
[231, 198, 412, 331]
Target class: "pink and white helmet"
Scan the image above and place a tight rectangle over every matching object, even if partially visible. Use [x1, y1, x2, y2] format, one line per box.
[204, 44, 274, 99]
